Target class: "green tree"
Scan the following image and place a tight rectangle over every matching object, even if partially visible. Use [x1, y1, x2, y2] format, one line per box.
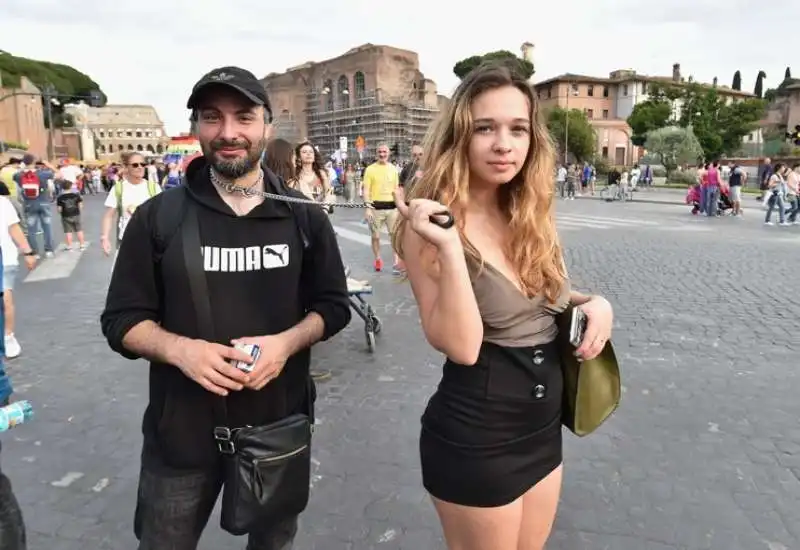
[628, 100, 673, 146]
[732, 70, 742, 90]
[644, 126, 704, 175]
[677, 83, 765, 159]
[0, 51, 106, 129]
[545, 107, 596, 163]
[754, 70, 766, 98]
[453, 50, 534, 80]
[626, 84, 682, 145]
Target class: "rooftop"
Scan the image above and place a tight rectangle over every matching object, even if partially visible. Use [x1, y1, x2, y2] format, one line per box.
[536, 70, 756, 98]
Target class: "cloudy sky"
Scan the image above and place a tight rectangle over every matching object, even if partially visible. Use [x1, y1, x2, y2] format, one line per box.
[1, 0, 796, 135]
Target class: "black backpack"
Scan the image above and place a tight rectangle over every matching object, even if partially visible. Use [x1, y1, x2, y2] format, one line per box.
[152, 169, 313, 262]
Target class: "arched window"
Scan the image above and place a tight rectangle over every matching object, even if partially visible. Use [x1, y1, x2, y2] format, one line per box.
[337, 75, 349, 108]
[136, 144, 144, 151]
[156, 144, 164, 154]
[127, 144, 134, 151]
[146, 144, 155, 153]
[323, 79, 334, 111]
[354, 72, 366, 99]
[99, 145, 106, 153]
[117, 144, 125, 152]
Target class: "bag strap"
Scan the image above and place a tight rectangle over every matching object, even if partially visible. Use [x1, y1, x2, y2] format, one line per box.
[179, 198, 315, 445]
[179, 199, 230, 430]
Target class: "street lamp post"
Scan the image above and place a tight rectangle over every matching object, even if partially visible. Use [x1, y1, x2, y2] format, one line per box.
[564, 82, 580, 164]
[43, 84, 57, 161]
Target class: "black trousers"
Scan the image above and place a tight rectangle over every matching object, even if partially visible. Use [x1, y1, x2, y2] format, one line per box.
[0, 444, 26, 550]
[134, 445, 298, 550]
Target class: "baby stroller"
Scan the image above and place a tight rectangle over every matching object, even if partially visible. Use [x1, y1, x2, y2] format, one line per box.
[716, 187, 734, 216]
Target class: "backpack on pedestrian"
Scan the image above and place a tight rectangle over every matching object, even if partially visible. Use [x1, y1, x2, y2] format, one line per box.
[114, 179, 159, 218]
[20, 170, 45, 200]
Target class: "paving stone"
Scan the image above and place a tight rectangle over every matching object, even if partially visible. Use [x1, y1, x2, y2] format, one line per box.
[1, 196, 797, 549]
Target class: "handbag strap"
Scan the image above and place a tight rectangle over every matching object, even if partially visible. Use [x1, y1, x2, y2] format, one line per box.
[179, 199, 315, 453]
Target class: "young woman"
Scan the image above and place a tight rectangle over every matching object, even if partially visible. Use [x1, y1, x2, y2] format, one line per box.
[294, 141, 330, 202]
[392, 64, 614, 550]
[265, 138, 297, 186]
[764, 162, 789, 226]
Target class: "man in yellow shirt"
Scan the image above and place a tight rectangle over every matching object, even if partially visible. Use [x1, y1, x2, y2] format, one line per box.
[363, 144, 400, 272]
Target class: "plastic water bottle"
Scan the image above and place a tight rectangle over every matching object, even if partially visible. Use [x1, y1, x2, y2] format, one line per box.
[0, 401, 33, 432]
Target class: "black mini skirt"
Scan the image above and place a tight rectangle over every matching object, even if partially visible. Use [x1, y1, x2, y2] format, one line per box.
[420, 340, 563, 507]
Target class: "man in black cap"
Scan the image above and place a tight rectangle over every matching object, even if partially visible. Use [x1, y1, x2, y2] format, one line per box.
[101, 67, 351, 549]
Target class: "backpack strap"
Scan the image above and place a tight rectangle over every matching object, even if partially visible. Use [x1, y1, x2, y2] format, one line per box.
[153, 186, 189, 262]
[115, 181, 124, 217]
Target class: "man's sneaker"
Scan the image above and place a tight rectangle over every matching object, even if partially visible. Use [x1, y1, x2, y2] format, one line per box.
[64, 245, 72, 251]
[44, 251, 54, 259]
[373, 258, 383, 272]
[79, 244, 87, 250]
[4, 334, 21, 359]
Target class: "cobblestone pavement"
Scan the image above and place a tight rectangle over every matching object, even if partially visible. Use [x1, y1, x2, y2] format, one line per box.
[3, 195, 799, 549]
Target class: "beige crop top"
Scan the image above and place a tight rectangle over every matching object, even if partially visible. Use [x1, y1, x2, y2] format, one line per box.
[467, 258, 571, 347]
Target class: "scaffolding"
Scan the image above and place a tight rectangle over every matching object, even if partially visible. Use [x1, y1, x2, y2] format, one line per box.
[304, 86, 439, 164]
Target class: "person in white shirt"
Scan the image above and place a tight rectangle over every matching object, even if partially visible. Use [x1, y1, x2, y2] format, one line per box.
[58, 161, 83, 194]
[556, 164, 567, 198]
[100, 152, 161, 258]
[0, 195, 37, 359]
[146, 161, 159, 184]
[629, 165, 641, 190]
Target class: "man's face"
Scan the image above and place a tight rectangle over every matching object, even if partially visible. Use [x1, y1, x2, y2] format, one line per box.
[126, 155, 146, 179]
[377, 145, 389, 162]
[411, 146, 423, 163]
[195, 87, 270, 179]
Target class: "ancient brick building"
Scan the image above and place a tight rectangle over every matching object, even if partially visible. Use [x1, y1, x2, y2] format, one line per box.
[261, 43, 448, 161]
[66, 104, 170, 161]
[0, 75, 48, 159]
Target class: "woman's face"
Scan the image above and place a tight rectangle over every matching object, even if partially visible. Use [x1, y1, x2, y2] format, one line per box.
[299, 145, 315, 165]
[467, 85, 531, 187]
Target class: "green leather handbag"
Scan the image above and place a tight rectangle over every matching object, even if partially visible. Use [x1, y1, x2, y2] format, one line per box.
[556, 306, 621, 437]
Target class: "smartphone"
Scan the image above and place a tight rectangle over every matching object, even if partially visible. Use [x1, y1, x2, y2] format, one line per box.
[232, 343, 261, 373]
[569, 307, 587, 348]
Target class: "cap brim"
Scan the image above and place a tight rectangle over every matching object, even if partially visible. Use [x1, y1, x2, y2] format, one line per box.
[187, 82, 264, 109]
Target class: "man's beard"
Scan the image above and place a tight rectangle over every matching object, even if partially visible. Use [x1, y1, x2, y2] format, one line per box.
[202, 137, 266, 180]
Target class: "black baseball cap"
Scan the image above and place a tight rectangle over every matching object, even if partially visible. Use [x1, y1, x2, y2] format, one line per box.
[187, 66, 272, 120]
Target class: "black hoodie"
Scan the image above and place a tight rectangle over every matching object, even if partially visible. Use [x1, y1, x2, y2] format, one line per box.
[101, 157, 351, 468]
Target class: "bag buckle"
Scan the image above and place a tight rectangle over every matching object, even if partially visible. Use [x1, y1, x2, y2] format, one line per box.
[213, 426, 236, 454]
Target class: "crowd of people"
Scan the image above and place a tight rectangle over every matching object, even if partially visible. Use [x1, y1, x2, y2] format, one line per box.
[0, 62, 617, 550]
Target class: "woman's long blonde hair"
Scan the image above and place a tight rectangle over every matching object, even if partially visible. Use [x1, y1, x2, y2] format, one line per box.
[392, 63, 566, 303]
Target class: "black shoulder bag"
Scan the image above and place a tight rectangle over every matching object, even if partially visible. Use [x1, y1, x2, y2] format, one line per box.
[180, 200, 314, 536]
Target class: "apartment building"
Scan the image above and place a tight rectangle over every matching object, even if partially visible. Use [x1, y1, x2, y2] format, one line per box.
[535, 64, 757, 165]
